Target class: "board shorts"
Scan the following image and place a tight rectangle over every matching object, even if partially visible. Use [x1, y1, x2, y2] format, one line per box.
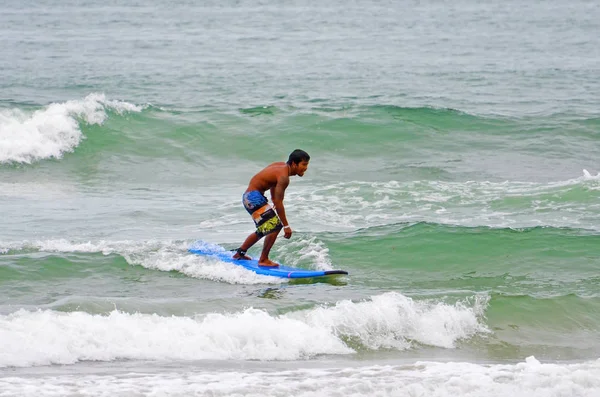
[242, 190, 283, 238]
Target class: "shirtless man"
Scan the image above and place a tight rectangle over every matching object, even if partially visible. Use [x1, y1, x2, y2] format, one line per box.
[232, 149, 310, 267]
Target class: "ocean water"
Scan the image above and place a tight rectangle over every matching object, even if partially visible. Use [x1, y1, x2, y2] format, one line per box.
[1, 0, 600, 396]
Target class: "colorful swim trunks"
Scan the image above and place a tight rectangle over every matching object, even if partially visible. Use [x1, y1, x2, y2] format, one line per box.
[242, 190, 283, 238]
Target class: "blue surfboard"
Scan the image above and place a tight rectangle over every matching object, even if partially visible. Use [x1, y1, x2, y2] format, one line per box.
[189, 241, 348, 279]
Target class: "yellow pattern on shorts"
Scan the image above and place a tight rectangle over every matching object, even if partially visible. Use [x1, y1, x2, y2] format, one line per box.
[256, 216, 281, 236]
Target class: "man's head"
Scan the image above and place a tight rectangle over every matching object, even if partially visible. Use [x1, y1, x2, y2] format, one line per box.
[287, 149, 310, 177]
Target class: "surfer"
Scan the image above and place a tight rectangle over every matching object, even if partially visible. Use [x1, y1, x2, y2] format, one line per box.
[232, 149, 310, 267]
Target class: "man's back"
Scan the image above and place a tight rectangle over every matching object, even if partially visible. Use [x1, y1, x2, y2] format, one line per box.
[246, 162, 289, 193]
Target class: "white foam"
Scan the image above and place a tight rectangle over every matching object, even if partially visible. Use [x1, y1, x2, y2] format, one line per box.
[583, 168, 600, 180]
[0, 308, 351, 368]
[290, 173, 600, 232]
[2, 357, 599, 397]
[0, 292, 488, 368]
[0, 93, 142, 164]
[0, 239, 283, 284]
[295, 292, 489, 350]
[273, 236, 334, 270]
[128, 243, 283, 285]
[2, 238, 339, 284]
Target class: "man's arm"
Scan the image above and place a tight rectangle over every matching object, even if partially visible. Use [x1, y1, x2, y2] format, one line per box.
[272, 175, 290, 228]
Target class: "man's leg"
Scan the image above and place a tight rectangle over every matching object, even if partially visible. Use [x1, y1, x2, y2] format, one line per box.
[233, 232, 261, 260]
[258, 229, 281, 267]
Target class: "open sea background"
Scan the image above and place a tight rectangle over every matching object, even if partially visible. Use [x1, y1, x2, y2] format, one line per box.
[1, 0, 600, 395]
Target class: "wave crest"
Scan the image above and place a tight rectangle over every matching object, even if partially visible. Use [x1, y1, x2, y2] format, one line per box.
[0, 93, 142, 164]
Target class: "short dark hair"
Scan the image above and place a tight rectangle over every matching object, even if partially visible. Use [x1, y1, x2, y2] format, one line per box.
[287, 149, 310, 165]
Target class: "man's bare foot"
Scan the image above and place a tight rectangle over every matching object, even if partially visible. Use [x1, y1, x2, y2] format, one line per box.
[258, 259, 279, 267]
[232, 252, 252, 260]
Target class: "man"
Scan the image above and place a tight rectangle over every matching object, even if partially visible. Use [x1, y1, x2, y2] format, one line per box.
[232, 149, 310, 267]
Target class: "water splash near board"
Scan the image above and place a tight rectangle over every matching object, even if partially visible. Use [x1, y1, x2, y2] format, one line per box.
[189, 241, 348, 279]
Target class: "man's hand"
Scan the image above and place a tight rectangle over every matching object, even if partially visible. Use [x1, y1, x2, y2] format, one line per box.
[283, 226, 292, 239]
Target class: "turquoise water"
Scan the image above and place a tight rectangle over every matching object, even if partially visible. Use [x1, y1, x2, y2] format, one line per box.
[1, 1, 600, 396]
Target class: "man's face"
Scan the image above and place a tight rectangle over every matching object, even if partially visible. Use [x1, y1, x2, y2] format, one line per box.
[295, 160, 309, 177]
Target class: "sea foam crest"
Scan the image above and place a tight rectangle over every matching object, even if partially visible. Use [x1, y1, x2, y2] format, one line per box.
[0, 292, 488, 368]
[0, 308, 351, 367]
[583, 169, 600, 180]
[0, 93, 142, 164]
[297, 291, 489, 350]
